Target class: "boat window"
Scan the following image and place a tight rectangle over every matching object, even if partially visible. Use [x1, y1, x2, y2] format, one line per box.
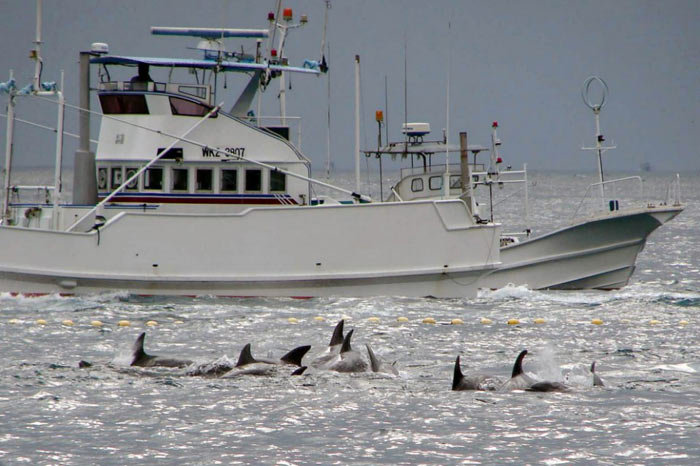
[171, 168, 189, 192]
[270, 169, 286, 192]
[178, 85, 207, 100]
[97, 167, 108, 190]
[411, 178, 424, 192]
[144, 167, 163, 190]
[245, 169, 262, 192]
[169, 97, 216, 117]
[221, 169, 238, 192]
[429, 176, 443, 191]
[125, 167, 139, 191]
[110, 167, 123, 189]
[196, 168, 213, 192]
[450, 175, 462, 189]
[99, 94, 149, 114]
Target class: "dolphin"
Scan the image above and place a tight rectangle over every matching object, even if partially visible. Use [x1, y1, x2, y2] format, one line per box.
[366, 344, 399, 376]
[452, 355, 502, 391]
[591, 361, 604, 387]
[236, 343, 310, 368]
[499, 349, 570, 392]
[130, 332, 193, 368]
[325, 329, 368, 373]
[311, 319, 345, 368]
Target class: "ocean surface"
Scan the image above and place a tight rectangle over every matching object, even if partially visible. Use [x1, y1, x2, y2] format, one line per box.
[1, 170, 699, 465]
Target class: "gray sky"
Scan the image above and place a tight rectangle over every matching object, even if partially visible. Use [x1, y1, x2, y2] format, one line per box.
[1, 0, 698, 174]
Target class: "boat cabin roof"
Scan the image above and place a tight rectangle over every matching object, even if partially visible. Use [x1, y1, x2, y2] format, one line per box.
[91, 55, 320, 76]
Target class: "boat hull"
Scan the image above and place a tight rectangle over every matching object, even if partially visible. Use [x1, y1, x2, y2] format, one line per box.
[480, 206, 682, 290]
[0, 200, 500, 298]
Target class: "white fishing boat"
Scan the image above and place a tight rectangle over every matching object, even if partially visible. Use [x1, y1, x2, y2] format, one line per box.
[364, 77, 683, 290]
[0, 3, 501, 298]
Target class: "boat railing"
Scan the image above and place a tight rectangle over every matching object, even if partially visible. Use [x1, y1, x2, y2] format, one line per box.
[399, 163, 486, 179]
[664, 173, 682, 207]
[572, 176, 646, 221]
[6, 185, 55, 206]
[98, 81, 211, 105]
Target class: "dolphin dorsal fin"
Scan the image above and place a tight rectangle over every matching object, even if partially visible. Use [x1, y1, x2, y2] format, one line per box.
[329, 320, 345, 347]
[452, 355, 465, 390]
[281, 345, 311, 367]
[512, 350, 528, 378]
[366, 344, 381, 372]
[131, 332, 149, 366]
[340, 329, 354, 354]
[236, 343, 257, 367]
[590, 361, 596, 373]
[291, 366, 307, 376]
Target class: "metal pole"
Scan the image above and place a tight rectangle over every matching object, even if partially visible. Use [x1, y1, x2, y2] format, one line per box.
[594, 109, 605, 208]
[32, 0, 42, 91]
[51, 73, 65, 230]
[2, 71, 15, 223]
[73, 51, 97, 205]
[354, 54, 361, 195]
[459, 131, 473, 213]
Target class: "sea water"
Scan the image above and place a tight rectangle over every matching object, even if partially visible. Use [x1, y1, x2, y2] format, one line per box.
[0, 170, 698, 465]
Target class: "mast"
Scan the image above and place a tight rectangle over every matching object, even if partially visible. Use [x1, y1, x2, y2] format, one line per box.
[354, 55, 361, 194]
[581, 76, 615, 209]
[2, 71, 15, 223]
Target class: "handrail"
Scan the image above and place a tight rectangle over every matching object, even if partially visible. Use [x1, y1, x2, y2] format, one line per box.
[571, 175, 644, 220]
[664, 173, 682, 206]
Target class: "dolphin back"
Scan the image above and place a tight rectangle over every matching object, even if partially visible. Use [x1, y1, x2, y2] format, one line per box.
[280, 345, 311, 367]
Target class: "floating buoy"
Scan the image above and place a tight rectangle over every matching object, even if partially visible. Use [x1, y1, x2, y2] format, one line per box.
[287, 317, 299, 324]
[146, 320, 158, 327]
[451, 318, 464, 325]
[533, 318, 546, 325]
[91, 320, 103, 327]
[173, 320, 184, 325]
[367, 317, 380, 323]
[507, 318, 520, 326]
[8, 318, 19, 324]
[62, 319, 75, 326]
[36, 319, 47, 326]
[422, 317, 436, 324]
[396, 316, 409, 323]
[480, 317, 492, 325]
[118, 320, 131, 327]
[679, 320, 689, 326]
[591, 318, 604, 325]
[649, 319, 661, 325]
[313, 316, 325, 322]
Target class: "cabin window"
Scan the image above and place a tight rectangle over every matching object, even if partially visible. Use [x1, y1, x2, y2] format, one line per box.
[97, 167, 108, 190]
[245, 169, 262, 192]
[429, 176, 443, 191]
[269, 170, 286, 192]
[450, 175, 462, 189]
[171, 168, 189, 192]
[169, 97, 216, 117]
[144, 167, 163, 190]
[99, 94, 149, 114]
[411, 178, 424, 192]
[221, 169, 238, 192]
[196, 168, 213, 192]
[125, 167, 139, 191]
[178, 85, 207, 100]
[110, 167, 123, 189]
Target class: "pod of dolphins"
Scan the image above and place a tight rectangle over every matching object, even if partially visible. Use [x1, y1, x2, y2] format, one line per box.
[84, 319, 604, 391]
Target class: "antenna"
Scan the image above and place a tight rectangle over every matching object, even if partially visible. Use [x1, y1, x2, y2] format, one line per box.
[581, 76, 616, 208]
[442, 22, 451, 199]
